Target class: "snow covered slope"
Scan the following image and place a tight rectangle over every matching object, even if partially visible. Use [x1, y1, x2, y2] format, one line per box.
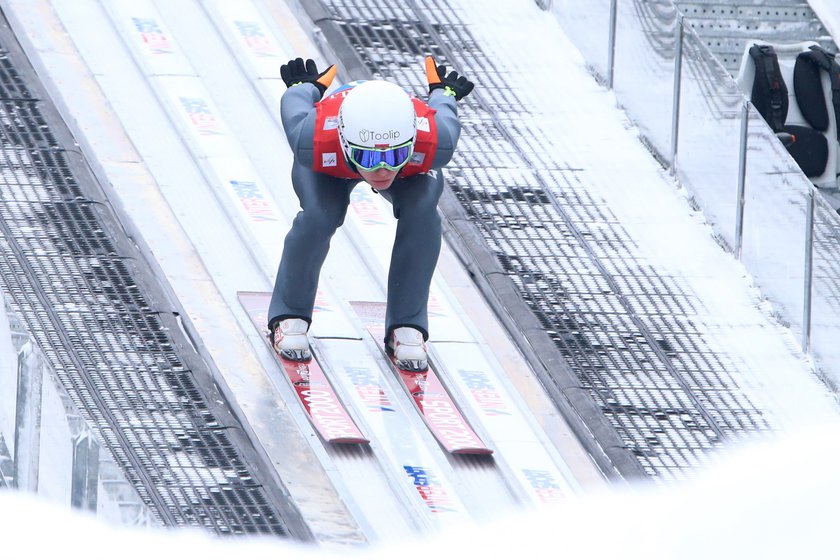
[2, 0, 839, 545]
[0, 0, 606, 543]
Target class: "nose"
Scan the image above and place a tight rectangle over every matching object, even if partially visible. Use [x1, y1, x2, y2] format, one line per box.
[371, 168, 394, 179]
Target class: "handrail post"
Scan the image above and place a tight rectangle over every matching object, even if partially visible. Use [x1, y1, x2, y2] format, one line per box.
[71, 432, 100, 512]
[802, 188, 815, 355]
[670, 13, 685, 174]
[735, 99, 749, 259]
[607, 0, 618, 89]
[13, 342, 42, 491]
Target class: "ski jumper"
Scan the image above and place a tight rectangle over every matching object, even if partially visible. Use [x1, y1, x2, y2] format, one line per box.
[268, 82, 462, 339]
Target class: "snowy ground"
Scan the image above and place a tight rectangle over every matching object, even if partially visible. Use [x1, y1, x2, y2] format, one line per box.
[4, 419, 840, 559]
[3, 0, 840, 551]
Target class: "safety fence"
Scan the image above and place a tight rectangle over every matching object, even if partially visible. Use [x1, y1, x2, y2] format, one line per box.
[552, 0, 840, 384]
[0, 292, 151, 525]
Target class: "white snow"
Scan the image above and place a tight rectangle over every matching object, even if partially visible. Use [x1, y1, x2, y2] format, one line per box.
[2, 0, 840, 554]
[4, 419, 840, 559]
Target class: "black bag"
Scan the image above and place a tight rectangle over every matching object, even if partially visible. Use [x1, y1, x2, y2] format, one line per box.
[749, 43, 839, 178]
[795, 45, 840, 141]
[749, 44, 788, 132]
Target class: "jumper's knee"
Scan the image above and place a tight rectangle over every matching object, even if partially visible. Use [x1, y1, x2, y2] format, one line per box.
[294, 206, 347, 238]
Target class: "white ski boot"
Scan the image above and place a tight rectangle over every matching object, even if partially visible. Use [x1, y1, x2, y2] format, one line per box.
[387, 326, 428, 371]
[272, 318, 311, 361]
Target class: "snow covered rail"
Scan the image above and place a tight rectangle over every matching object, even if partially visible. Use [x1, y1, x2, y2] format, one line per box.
[552, 0, 840, 386]
[0, 292, 150, 525]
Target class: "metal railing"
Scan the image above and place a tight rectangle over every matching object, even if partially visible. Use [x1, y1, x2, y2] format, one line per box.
[0, 289, 151, 525]
[552, 0, 840, 378]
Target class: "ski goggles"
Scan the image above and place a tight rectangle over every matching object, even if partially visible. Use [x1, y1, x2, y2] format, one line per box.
[347, 140, 414, 171]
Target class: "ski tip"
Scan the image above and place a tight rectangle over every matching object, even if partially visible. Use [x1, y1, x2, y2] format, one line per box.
[450, 447, 494, 456]
[327, 436, 371, 445]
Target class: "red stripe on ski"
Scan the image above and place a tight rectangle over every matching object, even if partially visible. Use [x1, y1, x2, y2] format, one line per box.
[278, 356, 369, 444]
[238, 291, 368, 444]
[385, 352, 492, 454]
[350, 301, 492, 455]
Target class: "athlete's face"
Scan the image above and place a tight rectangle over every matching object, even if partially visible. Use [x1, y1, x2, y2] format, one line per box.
[358, 167, 399, 191]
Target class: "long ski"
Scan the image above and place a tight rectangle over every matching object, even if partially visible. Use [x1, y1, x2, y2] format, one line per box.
[350, 301, 492, 455]
[238, 291, 368, 444]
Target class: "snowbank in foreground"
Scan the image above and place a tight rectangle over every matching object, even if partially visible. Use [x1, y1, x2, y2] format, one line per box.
[3, 420, 839, 559]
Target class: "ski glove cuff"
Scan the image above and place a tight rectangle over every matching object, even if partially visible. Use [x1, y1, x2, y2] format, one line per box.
[280, 58, 337, 98]
[425, 56, 474, 101]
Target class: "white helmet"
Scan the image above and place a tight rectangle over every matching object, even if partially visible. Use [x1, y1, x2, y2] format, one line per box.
[338, 80, 416, 166]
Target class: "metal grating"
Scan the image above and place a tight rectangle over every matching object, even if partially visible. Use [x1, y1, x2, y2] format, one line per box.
[320, 0, 774, 481]
[0, 33, 291, 535]
[675, 1, 837, 74]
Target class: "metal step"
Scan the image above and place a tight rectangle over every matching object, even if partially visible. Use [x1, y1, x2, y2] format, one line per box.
[676, 1, 837, 74]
